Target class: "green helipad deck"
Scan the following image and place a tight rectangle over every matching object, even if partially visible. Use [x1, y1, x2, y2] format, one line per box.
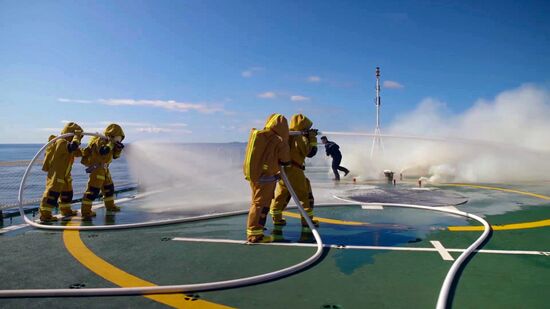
[1, 181, 549, 308]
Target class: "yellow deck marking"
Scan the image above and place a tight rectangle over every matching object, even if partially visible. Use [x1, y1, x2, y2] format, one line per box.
[442, 183, 550, 201]
[63, 221, 231, 309]
[448, 219, 550, 231]
[442, 184, 550, 231]
[282, 211, 366, 226]
[288, 183, 550, 231]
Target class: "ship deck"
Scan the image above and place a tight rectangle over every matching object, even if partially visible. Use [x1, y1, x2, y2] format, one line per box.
[1, 181, 550, 308]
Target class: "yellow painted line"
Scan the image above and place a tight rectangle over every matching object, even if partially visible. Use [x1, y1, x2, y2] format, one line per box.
[282, 211, 366, 226]
[442, 183, 550, 200]
[63, 220, 231, 309]
[448, 219, 550, 231]
[442, 184, 550, 232]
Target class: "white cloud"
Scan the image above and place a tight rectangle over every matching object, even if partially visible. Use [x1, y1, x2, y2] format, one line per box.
[166, 123, 188, 127]
[50, 120, 191, 135]
[99, 121, 151, 127]
[57, 98, 93, 103]
[39, 127, 104, 133]
[307, 76, 322, 83]
[58, 98, 224, 114]
[60, 120, 154, 128]
[290, 95, 310, 102]
[135, 126, 192, 134]
[135, 127, 173, 133]
[383, 80, 404, 89]
[258, 91, 277, 99]
[241, 67, 264, 78]
[38, 128, 63, 133]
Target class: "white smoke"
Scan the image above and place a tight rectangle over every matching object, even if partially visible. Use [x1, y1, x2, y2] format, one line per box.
[337, 84, 550, 183]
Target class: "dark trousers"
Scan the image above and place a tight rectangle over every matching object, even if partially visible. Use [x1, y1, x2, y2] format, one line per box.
[331, 156, 349, 180]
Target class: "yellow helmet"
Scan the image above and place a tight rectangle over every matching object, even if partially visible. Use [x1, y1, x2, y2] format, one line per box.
[264, 114, 289, 141]
[103, 123, 125, 141]
[289, 114, 313, 131]
[60, 122, 83, 135]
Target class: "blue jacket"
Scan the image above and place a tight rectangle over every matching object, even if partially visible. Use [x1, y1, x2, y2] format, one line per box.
[324, 141, 342, 159]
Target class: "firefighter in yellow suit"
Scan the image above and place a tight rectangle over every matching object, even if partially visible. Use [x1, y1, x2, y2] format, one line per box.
[270, 114, 318, 227]
[80, 123, 125, 221]
[244, 114, 291, 243]
[39, 122, 83, 222]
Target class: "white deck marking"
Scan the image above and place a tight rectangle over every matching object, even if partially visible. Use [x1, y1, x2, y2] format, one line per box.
[171, 237, 550, 257]
[0, 223, 28, 234]
[361, 204, 384, 210]
[430, 240, 455, 261]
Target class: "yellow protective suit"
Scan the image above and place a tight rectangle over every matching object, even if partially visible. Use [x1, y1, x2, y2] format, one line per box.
[39, 122, 83, 222]
[270, 114, 318, 226]
[80, 124, 125, 219]
[245, 114, 291, 243]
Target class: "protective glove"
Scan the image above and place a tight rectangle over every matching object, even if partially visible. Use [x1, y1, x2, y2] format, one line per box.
[99, 145, 111, 155]
[67, 141, 80, 152]
[114, 141, 125, 149]
[85, 165, 95, 173]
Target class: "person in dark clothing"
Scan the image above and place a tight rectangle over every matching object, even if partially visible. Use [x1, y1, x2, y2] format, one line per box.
[320, 136, 350, 181]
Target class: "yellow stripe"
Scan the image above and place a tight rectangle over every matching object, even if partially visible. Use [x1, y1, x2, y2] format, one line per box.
[57, 178, 65, 184]
[63, 220, 231, 309]
[59, 203, 71, 209]
[265, 114, 281, 129]
[282, 211, 367, 226]
[246, 229, 263, 236]
[103, 196, 115, 202]
[442, 183, 550, 200]
[96, 175, 105, 180]
[244, 130, 258, 181]
[82, 200, 93, 205]
[40, 205, 54, 211]
[442, 184, 550, 231]
[448, 219, 550, 231]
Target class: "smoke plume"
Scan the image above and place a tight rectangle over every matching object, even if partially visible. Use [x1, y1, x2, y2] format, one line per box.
[338, 84, 550, 183]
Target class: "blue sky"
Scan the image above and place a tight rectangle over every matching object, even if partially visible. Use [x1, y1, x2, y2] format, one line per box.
[1, 0, 549, 143]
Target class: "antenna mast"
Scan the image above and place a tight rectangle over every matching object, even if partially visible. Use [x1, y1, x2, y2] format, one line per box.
[370, 66, 383, 158]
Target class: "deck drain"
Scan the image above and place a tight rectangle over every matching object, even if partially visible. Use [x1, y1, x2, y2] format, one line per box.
[321, 304, 342, 309]
[69, 283, 86, 289]
[184, 294, 200, 301]
[161, 237, 171, 241]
